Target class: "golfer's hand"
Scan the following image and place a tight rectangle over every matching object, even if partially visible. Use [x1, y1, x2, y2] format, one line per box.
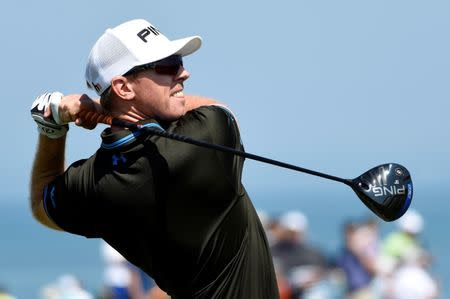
[56, 94, 102, 130]
[31, 92, 69, 139]
[31, 92, 102, 138]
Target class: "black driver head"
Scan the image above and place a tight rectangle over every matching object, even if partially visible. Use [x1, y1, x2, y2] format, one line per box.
[350, 163, 413, 222]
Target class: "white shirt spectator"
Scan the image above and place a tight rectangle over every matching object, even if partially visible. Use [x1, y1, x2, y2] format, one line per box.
[391, 248, 438, 299]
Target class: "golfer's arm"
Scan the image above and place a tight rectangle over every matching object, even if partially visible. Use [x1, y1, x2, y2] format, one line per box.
[30, 135, 65, 230]
[184, 95, 222, 111]
[89, 94, 221, 115]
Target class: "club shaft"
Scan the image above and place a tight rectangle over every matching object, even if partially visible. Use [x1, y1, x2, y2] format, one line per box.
[112, 118, 349, 185]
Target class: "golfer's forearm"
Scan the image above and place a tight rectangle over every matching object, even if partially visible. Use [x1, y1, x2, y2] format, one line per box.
[30, 134, 66, 229]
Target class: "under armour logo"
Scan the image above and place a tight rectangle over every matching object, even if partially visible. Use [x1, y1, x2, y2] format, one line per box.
[112, 154, 127, 166]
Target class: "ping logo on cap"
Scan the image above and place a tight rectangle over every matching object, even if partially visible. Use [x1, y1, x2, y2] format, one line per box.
[137, 25, 161, 42]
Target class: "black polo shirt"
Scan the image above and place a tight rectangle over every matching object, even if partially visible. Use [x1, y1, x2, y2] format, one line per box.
[43, 106, 279, 298]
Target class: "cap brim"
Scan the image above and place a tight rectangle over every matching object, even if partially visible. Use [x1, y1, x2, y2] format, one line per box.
[171, 36, 202, 57]
[134, 36, 202, 67]
[114, 36, 202, 80]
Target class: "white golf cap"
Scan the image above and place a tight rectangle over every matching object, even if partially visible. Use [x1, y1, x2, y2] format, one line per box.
[85, 19, 202, 95]
[397, 209, 424, 234]
[279, 210, 308, 232]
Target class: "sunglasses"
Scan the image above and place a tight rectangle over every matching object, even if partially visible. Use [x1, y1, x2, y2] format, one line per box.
[124, 55, 183, 77]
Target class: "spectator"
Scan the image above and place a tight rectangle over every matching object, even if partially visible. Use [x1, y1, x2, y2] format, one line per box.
[381, 209, 425, 267]
[271, 210, 329, 299]
[273, 257, 294, 299]
[389, 247, 439, 299]
[128, 263, 169, 299]
[100, 241, 132, 299]
[336, 220, 377, 299]
[101, 240, 169, 299]
[257, 210, 277, 247]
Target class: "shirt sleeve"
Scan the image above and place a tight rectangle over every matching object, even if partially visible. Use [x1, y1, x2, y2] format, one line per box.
[173, 105, 241, 150]
[155, 105, 245, 195]
[43, 158, 101, 238]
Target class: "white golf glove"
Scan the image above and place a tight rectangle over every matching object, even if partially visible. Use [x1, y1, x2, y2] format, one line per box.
[30, 92, 68, 139]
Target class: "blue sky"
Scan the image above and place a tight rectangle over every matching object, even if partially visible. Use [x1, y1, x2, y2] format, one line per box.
[0, 1, 449, 297]
[1, 0, 449, 205]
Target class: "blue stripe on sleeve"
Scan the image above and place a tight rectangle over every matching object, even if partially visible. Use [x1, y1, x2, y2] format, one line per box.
[101, 123, 164, 150]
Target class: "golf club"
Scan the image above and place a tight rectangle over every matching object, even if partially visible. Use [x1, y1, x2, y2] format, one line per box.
[79, 111, 413, 222]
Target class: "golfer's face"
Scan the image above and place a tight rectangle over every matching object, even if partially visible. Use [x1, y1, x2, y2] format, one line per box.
[132, 65, 190, 121]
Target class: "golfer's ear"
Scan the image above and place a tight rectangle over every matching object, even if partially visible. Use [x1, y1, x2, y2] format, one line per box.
[110, 76, 135, 100]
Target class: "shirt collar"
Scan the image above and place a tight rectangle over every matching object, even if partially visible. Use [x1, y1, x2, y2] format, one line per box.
[100, 119, 164, 150]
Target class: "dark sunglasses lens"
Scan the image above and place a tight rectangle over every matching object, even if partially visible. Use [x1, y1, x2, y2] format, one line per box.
[153, 55, 183, 75]
[158, 55, 183, 65]
[125, 56, 183, 76]
[154, 64, 181, 75]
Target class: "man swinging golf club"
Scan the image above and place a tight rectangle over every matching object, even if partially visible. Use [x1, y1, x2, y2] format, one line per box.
[30, 19, 279, 299]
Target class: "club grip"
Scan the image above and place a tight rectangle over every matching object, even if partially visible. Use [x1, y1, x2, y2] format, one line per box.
[77, 110, 113, 125]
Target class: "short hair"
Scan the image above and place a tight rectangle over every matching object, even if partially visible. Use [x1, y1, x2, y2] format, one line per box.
[100, 87, 113, 112]
[100, 73, 140, 112]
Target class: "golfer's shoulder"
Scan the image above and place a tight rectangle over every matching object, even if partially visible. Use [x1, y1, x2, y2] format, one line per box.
[187, 104, 237, 127]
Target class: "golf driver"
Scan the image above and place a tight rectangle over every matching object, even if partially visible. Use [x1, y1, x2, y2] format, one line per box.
[79, 111, 413, 222]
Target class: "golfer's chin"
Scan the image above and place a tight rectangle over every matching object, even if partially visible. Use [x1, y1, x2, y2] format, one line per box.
[162, 99, 187, 121]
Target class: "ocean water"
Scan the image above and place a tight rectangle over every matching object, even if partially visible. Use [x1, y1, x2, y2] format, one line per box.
[1, 187, 448, 298]
[0, 204, 104, 298]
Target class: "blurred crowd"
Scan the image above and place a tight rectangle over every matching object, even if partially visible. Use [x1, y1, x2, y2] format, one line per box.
[261, 209, 440, 299]
[1, 209, 439, 299]
[36, 241, 169, 299]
